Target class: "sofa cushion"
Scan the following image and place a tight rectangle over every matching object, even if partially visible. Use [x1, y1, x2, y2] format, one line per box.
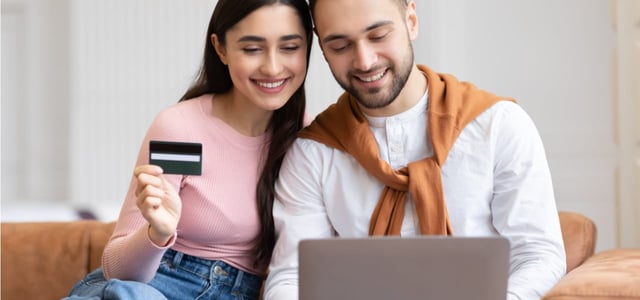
[1, 221, 115, 300]
[543, 248, 640, 300]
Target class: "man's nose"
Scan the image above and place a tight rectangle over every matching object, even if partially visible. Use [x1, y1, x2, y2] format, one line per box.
[352, 42, 377, 71]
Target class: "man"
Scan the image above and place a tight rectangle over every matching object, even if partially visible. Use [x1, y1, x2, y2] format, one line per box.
[264, 0, 566, 299]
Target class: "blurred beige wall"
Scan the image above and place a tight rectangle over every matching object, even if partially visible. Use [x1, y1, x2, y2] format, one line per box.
[2, 0, 638, 250]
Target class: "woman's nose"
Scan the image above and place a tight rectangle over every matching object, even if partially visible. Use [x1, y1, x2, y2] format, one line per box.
[260, 51, 284, 76]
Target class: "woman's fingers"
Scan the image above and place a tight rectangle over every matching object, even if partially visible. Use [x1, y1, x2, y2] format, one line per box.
[138, 192, 163, 208]
[132, 163, 180, 242]
[134, 164, 163, 178]
[134, 165, 163, 196]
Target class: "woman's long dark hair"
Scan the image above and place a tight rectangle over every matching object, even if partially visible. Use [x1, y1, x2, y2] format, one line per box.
[180, 0, 313, 268]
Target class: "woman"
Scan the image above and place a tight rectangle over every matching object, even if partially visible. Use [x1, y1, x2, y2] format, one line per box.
[66, 0, 312, 299]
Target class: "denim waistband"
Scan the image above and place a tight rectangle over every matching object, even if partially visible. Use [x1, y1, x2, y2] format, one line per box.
[162, 248, 262, 291]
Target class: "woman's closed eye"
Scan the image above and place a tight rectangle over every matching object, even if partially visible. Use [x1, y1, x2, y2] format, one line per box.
[242, 47, 262, 54]
[281, 44, 301, 52]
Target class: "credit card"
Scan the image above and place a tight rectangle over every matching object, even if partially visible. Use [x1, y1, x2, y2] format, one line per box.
[149, 140, 202, 175]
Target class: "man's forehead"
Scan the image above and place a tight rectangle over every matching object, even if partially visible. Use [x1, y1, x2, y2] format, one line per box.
[312, 0, 403, 35]
[310, 0, 407, 11]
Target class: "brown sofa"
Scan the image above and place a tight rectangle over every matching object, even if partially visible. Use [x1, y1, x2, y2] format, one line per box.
[2, 220, 116, 300]
[542, 211, 640, 300]
[1, 211, 639, 300]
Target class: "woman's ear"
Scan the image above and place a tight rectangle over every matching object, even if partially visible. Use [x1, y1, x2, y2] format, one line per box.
[211, 34, 228, 65]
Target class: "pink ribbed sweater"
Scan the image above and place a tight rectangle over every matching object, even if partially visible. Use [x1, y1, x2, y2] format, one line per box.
[102, 94, 268, 282]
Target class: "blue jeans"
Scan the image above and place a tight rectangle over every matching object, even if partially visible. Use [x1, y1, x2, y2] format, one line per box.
[65, 249, 262, 300]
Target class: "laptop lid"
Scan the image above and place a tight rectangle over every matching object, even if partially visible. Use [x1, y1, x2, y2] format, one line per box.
[299, 236, 509, 300]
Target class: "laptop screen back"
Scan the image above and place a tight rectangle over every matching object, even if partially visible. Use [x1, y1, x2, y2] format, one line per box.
[298, 236, 509, 300]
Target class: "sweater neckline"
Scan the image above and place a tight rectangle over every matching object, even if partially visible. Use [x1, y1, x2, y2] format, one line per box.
[198, 94, 268, 149]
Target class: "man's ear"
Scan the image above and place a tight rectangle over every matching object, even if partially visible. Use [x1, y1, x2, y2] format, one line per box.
[405, 1, 419, 40]
[211, 34, 228, 65]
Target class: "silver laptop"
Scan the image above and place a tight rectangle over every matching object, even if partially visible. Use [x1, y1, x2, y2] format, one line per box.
[299, 236, 509, 300]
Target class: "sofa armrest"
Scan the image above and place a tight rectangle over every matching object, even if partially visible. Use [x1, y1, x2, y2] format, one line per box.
[1, 221, 115, 300]
[543, 248, 640, 300]
[559, 211, 597, 272]
[89, 221, 117, 270]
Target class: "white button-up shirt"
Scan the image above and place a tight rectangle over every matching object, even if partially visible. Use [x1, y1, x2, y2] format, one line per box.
[265, 94, 566, 300]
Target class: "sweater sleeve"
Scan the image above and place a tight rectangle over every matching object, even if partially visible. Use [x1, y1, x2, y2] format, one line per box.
[101, 106, 187, 282]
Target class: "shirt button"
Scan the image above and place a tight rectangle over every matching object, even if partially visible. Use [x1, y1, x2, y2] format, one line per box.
[390, 144, 402, 153]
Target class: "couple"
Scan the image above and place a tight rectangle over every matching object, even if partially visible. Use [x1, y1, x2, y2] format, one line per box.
[67, 0, 566, 299]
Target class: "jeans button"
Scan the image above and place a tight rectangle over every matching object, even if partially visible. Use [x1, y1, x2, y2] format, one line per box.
[213, 265, 228, 276]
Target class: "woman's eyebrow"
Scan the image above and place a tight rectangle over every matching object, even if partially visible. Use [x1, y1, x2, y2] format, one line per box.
[237, 35, 265, 43]
[280, 34, 304, 42]
[237, 34, 304, 43]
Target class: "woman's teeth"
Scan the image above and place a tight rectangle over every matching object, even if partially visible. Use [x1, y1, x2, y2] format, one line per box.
[257, 80, 285, 88]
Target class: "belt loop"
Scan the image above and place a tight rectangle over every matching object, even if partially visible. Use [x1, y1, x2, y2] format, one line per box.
[172, 250, 184, 267]
[232, 268, 245, 291]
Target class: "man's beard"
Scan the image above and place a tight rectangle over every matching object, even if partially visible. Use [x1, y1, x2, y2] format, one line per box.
[337, 46, 414, 110]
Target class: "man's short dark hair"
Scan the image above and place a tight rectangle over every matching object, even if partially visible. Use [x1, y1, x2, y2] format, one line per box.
[308, 0, 408, 16]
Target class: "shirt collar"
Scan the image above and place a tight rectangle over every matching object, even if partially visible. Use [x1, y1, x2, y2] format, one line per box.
[364, 89, 429, 128]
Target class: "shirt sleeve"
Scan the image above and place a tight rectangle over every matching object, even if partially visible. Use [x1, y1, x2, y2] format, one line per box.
[263, 139, 336, 300]
[101, 107, 184, 282]
[490, 102, 567, 299]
